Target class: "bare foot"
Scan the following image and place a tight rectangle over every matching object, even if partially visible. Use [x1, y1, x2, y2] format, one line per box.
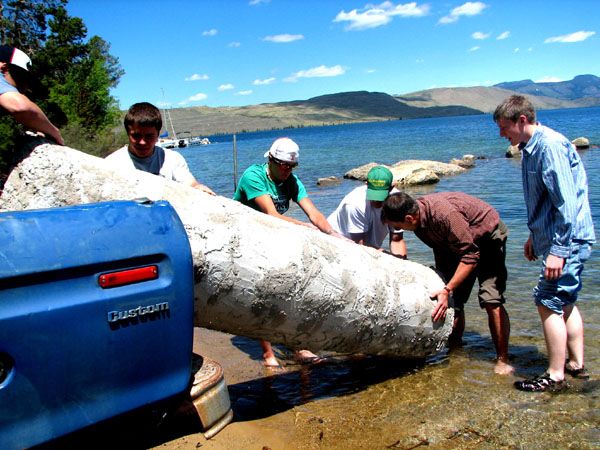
[263, 354, 281, 368]
[494, 359, 515, 375]
[295, 349, 322, 364]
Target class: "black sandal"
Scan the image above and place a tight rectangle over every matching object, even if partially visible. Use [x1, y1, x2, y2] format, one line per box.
[565, 360, 590, 380]
[514, 373, 566, 392]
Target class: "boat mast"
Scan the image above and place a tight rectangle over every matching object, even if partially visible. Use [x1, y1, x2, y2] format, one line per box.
[167, 109, 177, 140]
[161, 89, 178, 139]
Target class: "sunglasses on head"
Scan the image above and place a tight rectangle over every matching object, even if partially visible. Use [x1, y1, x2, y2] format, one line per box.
[270, 156, 298, 169]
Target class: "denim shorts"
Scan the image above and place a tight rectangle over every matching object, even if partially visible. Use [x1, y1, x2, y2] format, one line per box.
[534, 241, 592, 315]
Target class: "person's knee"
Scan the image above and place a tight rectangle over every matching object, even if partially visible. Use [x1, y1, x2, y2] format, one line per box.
[483, 302, 503, 315]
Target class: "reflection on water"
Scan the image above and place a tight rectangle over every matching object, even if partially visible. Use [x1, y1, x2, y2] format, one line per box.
[181, 108, 600, 448]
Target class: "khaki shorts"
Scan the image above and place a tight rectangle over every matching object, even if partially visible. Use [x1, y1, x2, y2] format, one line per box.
[435, 220, 508, 311]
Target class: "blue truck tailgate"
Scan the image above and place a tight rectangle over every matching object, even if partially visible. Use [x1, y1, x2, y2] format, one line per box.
[0, 200, 194, 449]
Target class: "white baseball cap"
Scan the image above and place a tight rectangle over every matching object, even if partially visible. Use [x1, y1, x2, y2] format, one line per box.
[0, 46, 32, 72]
[264, 137, 299, 164]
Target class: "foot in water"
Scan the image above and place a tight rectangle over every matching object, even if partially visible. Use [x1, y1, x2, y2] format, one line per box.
[263, 353, 282, 368]
[494, 358, 515, 375]
[295, 349, 323, 364]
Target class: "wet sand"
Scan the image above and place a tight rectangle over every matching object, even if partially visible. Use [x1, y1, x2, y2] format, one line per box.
[151, 324, 600, 450]
[38, 318, 599, 449]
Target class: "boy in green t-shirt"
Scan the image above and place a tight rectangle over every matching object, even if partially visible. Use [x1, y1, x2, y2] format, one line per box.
[234, 137, 342, 368]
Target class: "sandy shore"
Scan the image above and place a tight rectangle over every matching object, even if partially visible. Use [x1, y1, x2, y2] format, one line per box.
[42, 321, 599, 449]
[152, 327, 316, 450]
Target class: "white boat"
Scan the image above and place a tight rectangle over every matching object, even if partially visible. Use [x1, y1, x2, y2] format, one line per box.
[159, 102, 188, 148]
[189, 136, 211, 146]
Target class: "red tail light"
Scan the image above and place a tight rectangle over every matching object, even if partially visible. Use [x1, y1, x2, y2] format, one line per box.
[98, 265, 158, 288]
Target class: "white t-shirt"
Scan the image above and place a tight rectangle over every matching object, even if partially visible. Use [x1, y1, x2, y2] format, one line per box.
[327, 185, 400, 248]
[105, 146, 196, 185]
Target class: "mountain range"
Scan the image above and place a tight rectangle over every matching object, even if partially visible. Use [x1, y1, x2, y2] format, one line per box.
[165, 74, 600, 137]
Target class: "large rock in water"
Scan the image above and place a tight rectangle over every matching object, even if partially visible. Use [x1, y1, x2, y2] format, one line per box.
[345, 160, 465, 186]
[0, 144, 453, 358]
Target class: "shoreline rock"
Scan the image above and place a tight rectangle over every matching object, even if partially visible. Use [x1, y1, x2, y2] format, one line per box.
[344, 159, 467, 186]
[506, 136, 592, 158]
[572, 137, 590, 149]
[316, 176, 341, 187]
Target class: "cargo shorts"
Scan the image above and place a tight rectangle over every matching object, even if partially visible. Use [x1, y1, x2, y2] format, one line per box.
[435, 220, 508, 311]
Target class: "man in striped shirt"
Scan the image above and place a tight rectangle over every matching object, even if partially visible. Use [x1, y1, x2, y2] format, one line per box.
[381, 191, 514, 375]
[494, 95, 595, 392]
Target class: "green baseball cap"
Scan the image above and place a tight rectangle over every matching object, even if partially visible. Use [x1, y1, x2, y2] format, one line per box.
[366, 166, 393, 201]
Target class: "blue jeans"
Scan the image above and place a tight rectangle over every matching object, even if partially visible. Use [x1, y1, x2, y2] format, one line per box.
[534, 241, 592, 315]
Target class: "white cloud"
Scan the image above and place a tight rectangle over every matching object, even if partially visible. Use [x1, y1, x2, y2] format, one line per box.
[366, 68, 377, 73]
[472, 31, 489, 40]
[236, 90, 253, 96]
[249, 0, 270, 5]
[497, 31, 510, 40]
[188, 93, 208, 102]
[334, 2, 430, 31]
[263, 34, 304, 43]
[513, 47, 520, 53]
[469, 46, 480, 52]
[202, 29, 218, 37]
[544, 31, 595, 43]
[228, 41, 241, 48]
[535, 76, 563, 83]
[218, 84, 235, 91]
[253, 77, 276, 85]
[185, 73, 209, 81]
[439, 2, 487, 24]
[284, 65, 346, 83]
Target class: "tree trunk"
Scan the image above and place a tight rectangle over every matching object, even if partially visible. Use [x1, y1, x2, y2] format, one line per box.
[0, 144, 453, 358]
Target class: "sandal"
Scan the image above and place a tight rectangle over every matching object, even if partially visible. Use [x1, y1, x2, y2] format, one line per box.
[514, 373, 566, 392]
[565, 360, 590, 380]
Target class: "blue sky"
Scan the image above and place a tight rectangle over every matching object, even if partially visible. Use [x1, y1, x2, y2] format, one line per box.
[66, 0, 599, 110]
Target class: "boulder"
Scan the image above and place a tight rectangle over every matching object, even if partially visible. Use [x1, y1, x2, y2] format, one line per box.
[0, 144, 453, 359]
[396, 168, 439, 186]
[316, 176, 341, 187]
[391, 160, 466, 178]
[344, 162, 380, 181]
[345, 160, 465, 187]
[449, 154, 476, 168]
[505, 144, 521, 158]
[572, 137, 590, 149]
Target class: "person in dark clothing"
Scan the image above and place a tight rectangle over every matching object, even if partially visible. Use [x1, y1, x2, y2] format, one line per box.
[382, 191, 513, 375]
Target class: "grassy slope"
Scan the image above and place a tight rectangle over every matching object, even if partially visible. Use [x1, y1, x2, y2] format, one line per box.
[165, 92, 481, 137]
[162, 83, 598, 137]
[396, 86, 590, 113]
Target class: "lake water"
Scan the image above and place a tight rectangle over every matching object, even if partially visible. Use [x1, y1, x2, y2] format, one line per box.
[179, 108, 600, 448]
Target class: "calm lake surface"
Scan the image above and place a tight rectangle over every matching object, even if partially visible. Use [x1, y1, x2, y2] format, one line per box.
[180, 108, 600, 448]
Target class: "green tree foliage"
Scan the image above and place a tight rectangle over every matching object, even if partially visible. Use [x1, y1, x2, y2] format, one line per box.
[0, 0, 63, 54]
[48, 35, 122, 133]
[0, 0, 124, 176]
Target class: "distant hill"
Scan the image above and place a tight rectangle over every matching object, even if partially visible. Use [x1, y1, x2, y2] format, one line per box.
[280, 91, 481, 119]
[495, 74, 600, 101]
[397, 75, 600, 113]
[161, 75, 600, 137]
[395, 86, 584, 113]
[165, 91, 481, 137]
[164, 94, 403, 137]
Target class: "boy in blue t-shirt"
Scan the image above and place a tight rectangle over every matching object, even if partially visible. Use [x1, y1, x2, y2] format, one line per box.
[0, 45, 63, 146]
